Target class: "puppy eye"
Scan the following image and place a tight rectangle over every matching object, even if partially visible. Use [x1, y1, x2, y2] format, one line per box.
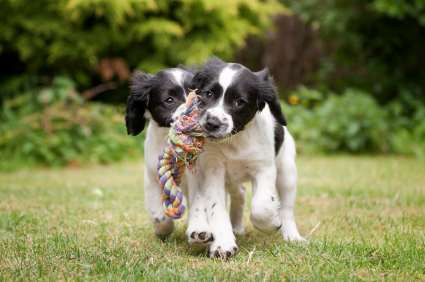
[205, 91, 212, 98]
[235, 99, 245, 107]
[165, 97, 174, 104]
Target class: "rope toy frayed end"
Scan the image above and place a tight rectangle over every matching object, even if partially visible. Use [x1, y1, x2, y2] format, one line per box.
[156, 90, 208, 219]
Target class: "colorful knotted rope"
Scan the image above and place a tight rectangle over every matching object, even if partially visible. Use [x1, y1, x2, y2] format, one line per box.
[157, 90, 209, 219]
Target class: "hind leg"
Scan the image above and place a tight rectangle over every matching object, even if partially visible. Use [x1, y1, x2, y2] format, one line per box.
[227, 183, 246, 234]
[276, 129, 304, 241]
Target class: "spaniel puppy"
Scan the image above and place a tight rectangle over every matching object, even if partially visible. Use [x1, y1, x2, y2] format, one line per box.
[191, 57, 304, 259]
[125, 66, 245, 245]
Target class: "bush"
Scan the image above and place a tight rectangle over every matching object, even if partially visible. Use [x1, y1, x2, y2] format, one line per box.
[0, 0, 285, 93]
[387, 102, 425, 158]
[281, 0, 425, 106]
[0, 77, 145, 171]
[283, 87, 425, 157]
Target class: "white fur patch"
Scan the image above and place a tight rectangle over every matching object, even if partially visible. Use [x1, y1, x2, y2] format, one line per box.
[170, 69, 186, 95]
[201, 66, 238, 136]
[218, 66, 238, 106]
[172, 103, 186, 120]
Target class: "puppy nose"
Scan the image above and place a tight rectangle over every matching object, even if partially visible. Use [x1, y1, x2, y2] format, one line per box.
[205, 116, 222, 132]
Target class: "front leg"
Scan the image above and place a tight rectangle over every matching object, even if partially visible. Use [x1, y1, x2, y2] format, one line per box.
[202, 166, 238, 259]
[186, 171, 214, 245]
[144, 168, 174, 238]
[250, 166, 282, 235]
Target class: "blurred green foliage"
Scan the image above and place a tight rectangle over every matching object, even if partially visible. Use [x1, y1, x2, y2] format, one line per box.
[1, 0, 424, 170]
[284, 87, 425, 157]
[2, 77, 424, 172]
[0, 0, 285, 91]
[282, 0, 425, 106]
[0, 77, 145, 171]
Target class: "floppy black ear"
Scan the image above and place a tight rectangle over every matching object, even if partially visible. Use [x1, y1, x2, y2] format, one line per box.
[125, 70, 154, 136]
[255, 68, 287, 126]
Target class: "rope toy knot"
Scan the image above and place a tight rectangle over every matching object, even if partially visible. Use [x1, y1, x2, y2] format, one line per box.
[157, 90, 209, 219]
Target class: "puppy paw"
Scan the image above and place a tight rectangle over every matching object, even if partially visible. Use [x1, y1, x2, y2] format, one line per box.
[282, 233, 308, 243]
[250, 213, 282, 235]
[232, 225, 245, 235]
[250, 197, 282, 235]
[207, 239, 238, 259]
[188, 230, 215, 245]
[280, 220, 308, 242]
[152, 216, 174, 239]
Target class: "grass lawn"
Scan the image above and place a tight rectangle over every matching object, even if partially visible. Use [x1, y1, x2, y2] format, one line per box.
[1, 156, 424, 281]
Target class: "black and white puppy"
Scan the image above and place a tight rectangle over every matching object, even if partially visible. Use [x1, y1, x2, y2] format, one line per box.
[126, 65, 244, 245]
[126, 66, 197, 238]
[191, 57, 304, 259]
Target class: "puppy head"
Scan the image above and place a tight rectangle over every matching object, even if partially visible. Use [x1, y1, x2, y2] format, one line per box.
[192, 57, 286, 140]
[126, 66, 195, 136]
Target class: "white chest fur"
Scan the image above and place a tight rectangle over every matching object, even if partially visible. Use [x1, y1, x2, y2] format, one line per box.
[200, 106, 277, 183]
[144, 121, 170, 173]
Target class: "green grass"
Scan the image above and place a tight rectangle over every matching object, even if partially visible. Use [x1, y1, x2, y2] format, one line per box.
[1, 156, 424, 281]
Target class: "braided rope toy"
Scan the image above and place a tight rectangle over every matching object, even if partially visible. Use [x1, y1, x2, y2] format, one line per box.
[157, 90, 209, 219]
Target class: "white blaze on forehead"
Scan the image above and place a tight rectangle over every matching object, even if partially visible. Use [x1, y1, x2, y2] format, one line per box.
[170, 69, 183, 86]
[218, 66, 238, 105]
[203, 65, 238, 135]
[170, 69, 187, 96]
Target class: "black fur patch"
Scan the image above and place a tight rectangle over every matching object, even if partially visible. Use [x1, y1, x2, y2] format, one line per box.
[274, 121, 284, 156]
[203, 234, 215, 243]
